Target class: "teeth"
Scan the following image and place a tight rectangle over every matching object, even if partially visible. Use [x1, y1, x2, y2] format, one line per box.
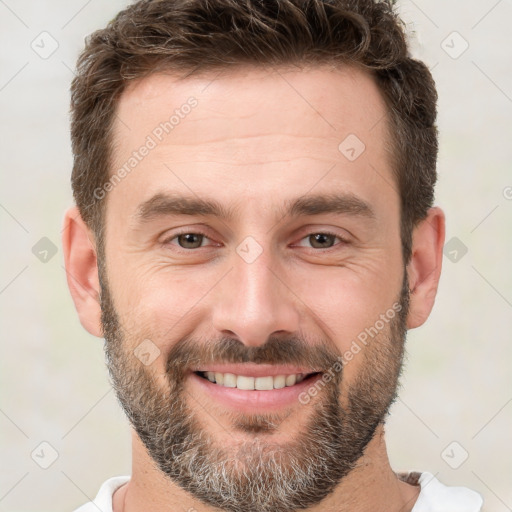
[285, 374, 296, 387]
[255, 376, 274, 391]
[223, 373, 237, 388]
[237, 375, 255, 390]
[273, 375, 286, 389]
[201, 372, 312, 390]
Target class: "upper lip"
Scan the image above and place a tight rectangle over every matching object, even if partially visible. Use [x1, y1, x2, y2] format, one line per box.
[192, 363, 320, 378]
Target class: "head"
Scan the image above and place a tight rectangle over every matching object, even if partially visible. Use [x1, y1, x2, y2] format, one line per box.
[63, 1, 445, 511]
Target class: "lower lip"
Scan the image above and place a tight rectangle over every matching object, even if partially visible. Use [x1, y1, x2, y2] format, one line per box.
[189, 372, 323, 413]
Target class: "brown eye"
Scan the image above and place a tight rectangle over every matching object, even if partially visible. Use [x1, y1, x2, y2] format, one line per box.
[307, 233, 338, 249]
[176, 233, 205, 249]
[296, 233, 344, 249]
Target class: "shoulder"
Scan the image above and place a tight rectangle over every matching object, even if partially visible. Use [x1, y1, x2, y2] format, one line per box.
[73, 476, 130, 512]
[398, 471, 483, 512]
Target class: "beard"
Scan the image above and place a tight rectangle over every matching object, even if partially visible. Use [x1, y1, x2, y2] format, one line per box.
[99, 270, 409, 512]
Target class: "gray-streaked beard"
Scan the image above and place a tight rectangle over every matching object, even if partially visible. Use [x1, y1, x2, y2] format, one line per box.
[100, 273, 409, 512]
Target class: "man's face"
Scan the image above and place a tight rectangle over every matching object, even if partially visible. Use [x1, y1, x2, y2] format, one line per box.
[100, 65, 407, 511]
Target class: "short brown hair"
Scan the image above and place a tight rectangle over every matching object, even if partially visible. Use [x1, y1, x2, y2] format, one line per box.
[70, 0, 438, 263]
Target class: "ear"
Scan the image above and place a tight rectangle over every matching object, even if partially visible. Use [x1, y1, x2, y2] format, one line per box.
[406, 207, 446, 329]
[62, 206, 103, 337]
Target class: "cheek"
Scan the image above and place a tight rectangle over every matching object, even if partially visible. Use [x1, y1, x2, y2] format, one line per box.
[291, 262, 402, 351]
[111, 267, 218, 356]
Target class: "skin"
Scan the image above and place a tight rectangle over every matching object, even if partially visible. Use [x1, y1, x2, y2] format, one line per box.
[62, 64, 445, 511]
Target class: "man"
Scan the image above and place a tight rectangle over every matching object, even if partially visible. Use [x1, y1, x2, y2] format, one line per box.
[63, 0, 483, 511]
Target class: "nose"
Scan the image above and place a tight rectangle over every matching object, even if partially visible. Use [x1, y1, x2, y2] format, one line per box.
[211, 246, 301, 347]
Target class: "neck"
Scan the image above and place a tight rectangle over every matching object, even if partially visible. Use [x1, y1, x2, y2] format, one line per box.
[113, 425, 420, 512]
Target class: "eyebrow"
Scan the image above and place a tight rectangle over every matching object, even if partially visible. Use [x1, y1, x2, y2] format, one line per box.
[134, 192, 375, 224]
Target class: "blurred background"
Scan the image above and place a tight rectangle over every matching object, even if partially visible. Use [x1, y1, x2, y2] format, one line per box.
[0, 1, 511, 510]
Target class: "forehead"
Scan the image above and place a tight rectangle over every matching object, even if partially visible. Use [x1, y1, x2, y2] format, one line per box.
[108, 65, 396, 221]
[114, 64, 390, 148]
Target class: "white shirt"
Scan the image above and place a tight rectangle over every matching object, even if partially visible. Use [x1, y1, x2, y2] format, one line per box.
[73, 471, 483, 512]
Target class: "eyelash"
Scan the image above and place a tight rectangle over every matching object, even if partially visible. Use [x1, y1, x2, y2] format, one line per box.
[163, 229, 349, 251]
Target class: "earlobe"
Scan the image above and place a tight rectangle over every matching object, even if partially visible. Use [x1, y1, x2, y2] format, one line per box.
[62, 206, 103, 337]
[406, 207, 446, 329]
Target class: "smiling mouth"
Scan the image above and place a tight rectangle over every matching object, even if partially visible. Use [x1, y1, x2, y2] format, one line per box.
[194, 371, 322, 391]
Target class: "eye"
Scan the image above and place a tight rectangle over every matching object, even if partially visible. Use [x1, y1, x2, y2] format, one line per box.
[166, 232, 212, 250]
[296, 232, 347, 250]
[163, 230, 347, 252]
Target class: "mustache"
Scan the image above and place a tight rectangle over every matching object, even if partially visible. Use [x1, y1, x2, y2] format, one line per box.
[165, 335, 342, 380]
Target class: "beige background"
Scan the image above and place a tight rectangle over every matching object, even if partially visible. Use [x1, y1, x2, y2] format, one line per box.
[1, 1, 511, 510]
